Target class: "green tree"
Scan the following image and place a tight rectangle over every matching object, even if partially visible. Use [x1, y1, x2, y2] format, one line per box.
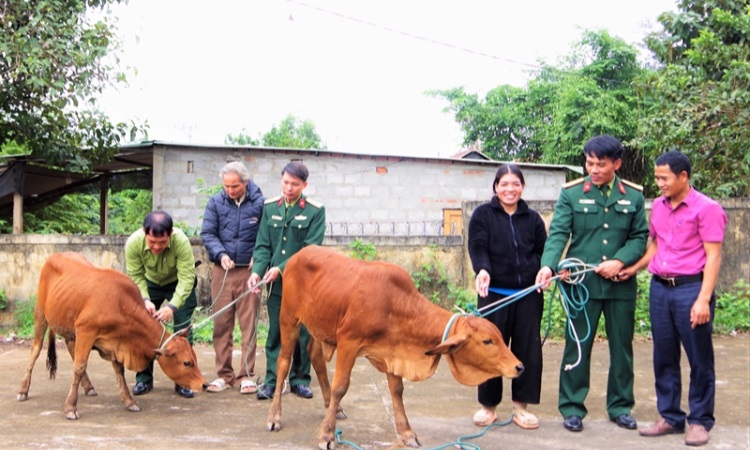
[224, 129, 260, 146]
[637, 1, 750, 197]
[0, 0, 145, 171]
[430, 30, 647, 182]
[226, 114, 326, 149]
[0, 188, 152, 235]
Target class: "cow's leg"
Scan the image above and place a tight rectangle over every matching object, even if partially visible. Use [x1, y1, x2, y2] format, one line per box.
[64, 336, 95, 420]
[309, 337, 345, 420]
[63, 338, 97, 397]
[16, 318, 48, 401]
[386, 373, 419, 448]
[112, 361, 140, 412]
[318, 348, 357, 450]
[266, 320, 299, 432]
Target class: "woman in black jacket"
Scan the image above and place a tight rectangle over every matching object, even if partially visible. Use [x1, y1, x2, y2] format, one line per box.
[468, 164, 547, 430]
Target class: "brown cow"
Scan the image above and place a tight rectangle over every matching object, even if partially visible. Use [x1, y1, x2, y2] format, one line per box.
[17, 252, 205, 420]
[266, 245, 524, 449]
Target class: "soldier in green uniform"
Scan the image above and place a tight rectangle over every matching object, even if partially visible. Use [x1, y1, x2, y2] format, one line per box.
[248, 161, 326, 400]
[535, 135, 648, 433]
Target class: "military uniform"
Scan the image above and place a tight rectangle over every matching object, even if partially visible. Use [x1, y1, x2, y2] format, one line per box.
[251, 194, 326, 390]
[540, 175, 648, 420]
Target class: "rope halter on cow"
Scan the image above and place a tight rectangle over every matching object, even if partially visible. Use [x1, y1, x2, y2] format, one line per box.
[156, 278, 270, 358]
[153, 323, 169, 360]
[444, 258, 598, 371]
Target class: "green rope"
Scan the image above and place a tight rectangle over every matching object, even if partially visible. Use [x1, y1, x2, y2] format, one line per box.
[335, 412, 515, 450]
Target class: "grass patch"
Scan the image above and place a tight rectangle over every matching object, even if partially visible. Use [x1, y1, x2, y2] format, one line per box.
[191, 309, 269, 347]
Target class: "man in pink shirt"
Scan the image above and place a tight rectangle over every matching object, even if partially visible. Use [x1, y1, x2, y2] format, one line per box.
[618, 150, 727, 447]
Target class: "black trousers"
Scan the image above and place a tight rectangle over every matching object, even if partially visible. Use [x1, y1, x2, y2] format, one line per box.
[477, 289, 543, 407]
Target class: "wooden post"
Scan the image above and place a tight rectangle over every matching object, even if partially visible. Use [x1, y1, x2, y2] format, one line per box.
[12, 191, 23, 234]
[99, 175, 109, 235]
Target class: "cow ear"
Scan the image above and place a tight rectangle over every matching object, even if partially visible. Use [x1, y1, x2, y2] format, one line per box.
[425, 334, 468, 355]
[154, 348, 175, 357]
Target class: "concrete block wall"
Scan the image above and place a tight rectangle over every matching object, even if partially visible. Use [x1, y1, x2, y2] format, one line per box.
[151, 144, 568, 232]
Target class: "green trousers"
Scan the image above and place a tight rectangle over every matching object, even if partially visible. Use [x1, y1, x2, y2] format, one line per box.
[263, 292, 311, 389]
[558, 297, 635, 419]
[135, 278, 197, 384]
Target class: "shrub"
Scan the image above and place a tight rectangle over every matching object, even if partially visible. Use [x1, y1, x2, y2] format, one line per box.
[0, 289, 8, 310]
[714, 280, 750, 335]
[349, 239, 377, 261]
[12, 297, 37, 339]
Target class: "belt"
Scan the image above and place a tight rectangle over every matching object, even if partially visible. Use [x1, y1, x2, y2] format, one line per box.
[653, 273, 703, 287]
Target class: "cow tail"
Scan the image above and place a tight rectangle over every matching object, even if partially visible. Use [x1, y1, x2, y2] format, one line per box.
[46, 329, 57, 380]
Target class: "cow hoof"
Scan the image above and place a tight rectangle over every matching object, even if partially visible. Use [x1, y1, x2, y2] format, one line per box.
[85, 388, 98, 397]
[318, 439, 336, 450]
[266, 421, 281, 432]
[404, 439, 420, 448]
[400, 434, 420, 448]
[335, 410, 347, 420]
[65, 410, 79, 420]
[17, 393, 28, 402]
[126, 404, 141, 412]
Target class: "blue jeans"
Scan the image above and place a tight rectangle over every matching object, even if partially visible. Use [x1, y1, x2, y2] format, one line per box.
[649, 278, 715, 431]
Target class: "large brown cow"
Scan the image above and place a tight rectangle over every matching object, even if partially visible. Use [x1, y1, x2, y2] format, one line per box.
[17, 252, 205, 420]
[266, 245, 524, 449]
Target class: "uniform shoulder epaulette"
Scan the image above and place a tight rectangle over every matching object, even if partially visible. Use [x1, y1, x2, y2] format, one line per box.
[621, 179, 644, 192]
[563, 178, 585, 189]
[265, 195, 281, 205]
[306, 198, 323, 208]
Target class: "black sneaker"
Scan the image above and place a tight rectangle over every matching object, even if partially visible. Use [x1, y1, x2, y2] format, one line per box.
[174, 384, 195, 399]
[132, 382, 153, 396]
[290, 384, 313, 399]
[257, 384, 274, 400]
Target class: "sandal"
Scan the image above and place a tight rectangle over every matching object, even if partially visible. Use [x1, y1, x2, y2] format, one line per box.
[206, 378, 230, 393]
[240, 379, 257, 395]
[513, 409, 540, 430]
[473, 408, 497, 427]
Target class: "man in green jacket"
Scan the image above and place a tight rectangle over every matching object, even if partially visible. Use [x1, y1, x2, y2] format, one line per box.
[536, 135, 648, 433]
[248, 162, 326, 400]
[125, 210, 198, 398]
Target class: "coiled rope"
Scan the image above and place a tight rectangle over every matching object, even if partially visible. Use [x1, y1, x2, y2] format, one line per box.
[448, 257, 598, 371]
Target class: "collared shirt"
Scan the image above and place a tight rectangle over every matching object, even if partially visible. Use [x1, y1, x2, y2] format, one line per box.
[124, 227, 196, 309]
[598, 179, 615, 199]
[648, 187, 727, 277]
[233, 193, 246, 207]
[284, 196, 300, 213]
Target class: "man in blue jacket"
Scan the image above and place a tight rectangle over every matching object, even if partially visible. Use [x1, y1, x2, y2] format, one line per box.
[201, 161, 265, 395]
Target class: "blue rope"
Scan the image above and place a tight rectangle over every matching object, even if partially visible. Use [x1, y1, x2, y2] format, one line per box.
[335, 412, 515, 450]
[556, 277, 593, 343]
[335, 428, 365, 450]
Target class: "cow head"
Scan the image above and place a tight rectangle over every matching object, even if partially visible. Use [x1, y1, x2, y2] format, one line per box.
[425, 315, 523, 386]
[154, 335, 205, 391]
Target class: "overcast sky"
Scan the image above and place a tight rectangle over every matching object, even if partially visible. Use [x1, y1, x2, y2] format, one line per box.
[99, 0, 677, 158]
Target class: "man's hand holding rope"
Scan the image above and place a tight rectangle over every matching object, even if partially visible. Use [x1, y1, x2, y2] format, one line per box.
[220, 254, 235, 271]
[596, 259, 625, 282]
[247, 267, 281, 294]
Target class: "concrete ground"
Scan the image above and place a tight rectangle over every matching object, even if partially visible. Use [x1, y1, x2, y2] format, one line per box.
[1, 335, 748, 450]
